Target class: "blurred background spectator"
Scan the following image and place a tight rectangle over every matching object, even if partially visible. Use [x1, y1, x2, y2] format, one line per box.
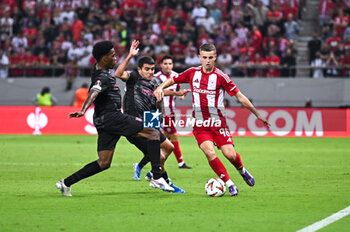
[306, 0, 350, 78]
[311, 52, 326, 78]
[32, 86, 57, 106]
[70, 83, 89, 107]
[0, 0, 346, 80]
[0, 49, 9, 78]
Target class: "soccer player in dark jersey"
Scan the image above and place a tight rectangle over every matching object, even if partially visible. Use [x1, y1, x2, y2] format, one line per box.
[115, 56, 190, 193]
[55, 40, 174, 196]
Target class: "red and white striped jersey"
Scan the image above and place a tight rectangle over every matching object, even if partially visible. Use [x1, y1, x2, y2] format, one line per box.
[155, 70, 180, 116]
[174, 66, 239, 127]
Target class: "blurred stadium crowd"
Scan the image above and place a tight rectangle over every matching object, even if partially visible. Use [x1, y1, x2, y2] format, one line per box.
[0, 0, 349, 79]
[310, 0, 350, 78]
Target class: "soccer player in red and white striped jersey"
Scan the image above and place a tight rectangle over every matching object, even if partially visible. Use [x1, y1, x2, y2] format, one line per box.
[156, 56, 192, 169]
[155, 43, 270, 196]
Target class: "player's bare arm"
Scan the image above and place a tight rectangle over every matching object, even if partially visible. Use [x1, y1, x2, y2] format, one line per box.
[69, 90, 99, 118]
[154, 77, 175, 101]
[235, 91, 271, 128]
[163, 89, 191, 97]
[114, 40, 139, 81]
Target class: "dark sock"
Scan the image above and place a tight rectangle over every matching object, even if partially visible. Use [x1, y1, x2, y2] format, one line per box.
[64, 161, 102, 187]
[162, 171, 169, 183]
[147, 140, 162, 179]
[139, 156, 150, 169]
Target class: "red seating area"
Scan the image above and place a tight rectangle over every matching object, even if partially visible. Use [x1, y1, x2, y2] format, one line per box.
[308, 0, 350, 78]
[0, 0, 304, 78]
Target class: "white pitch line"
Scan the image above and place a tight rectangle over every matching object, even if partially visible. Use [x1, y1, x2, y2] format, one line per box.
[297, 205, 350, 232]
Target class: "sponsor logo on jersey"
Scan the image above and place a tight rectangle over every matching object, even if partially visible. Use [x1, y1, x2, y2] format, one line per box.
[193, 87, 216, 95]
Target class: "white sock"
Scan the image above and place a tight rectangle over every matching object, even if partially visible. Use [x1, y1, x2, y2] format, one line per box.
[225, 179, 234, 187]
[238, 167, 246, 175]
[178, 161, 185, 166]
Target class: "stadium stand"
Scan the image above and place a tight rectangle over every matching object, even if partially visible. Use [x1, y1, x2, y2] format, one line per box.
[0, 0, 309, 78]
[305, 0, 350, 78]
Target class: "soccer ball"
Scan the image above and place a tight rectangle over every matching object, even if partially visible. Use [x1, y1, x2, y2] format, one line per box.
[205, 178, 226, 197]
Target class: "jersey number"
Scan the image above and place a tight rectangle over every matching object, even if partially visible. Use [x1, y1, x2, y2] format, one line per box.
[219, 128, 231, 137]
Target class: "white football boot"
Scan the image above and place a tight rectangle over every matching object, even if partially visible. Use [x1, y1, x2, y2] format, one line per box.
[149, 177, 175, 192]
[56, 179, 72, 196]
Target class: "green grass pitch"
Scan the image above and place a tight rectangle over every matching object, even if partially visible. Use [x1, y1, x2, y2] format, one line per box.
[0, 135, 349, 232]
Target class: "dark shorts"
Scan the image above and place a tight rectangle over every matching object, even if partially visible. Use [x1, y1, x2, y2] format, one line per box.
[126, 130, 166, 155]
[96, 112, 143, 151]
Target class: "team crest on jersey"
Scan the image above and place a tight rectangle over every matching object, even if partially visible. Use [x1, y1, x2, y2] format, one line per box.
[91, 80, 102, 91]
[208, 79, 216, 89]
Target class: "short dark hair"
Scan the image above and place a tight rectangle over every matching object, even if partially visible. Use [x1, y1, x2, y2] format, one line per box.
[199, 43, 216, 53]
[161, 55, 173, 63]
[92, 40, 114, 62]
[81, 83, 89, 88]
[41, 87, 50, 95]
[138, 56, 155, 68]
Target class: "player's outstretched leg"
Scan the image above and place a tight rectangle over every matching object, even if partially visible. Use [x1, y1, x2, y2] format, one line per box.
[147, 139, 174, 192]
[179, 162, 192, 169]
[228, 184, 239, 196]
[145, 171, 153, 181]
[221, 145, 255, 187]
[165, 131, 192, 169]
[232, 153, 255, 187]
[149, 177, 175, 192]
[56, 179, 72, 197]
[239, 167, 255, 187]
[55, 150, 111, 196]
[170, 137, 192, 169]
[209, 157, 239, 196]
[162, 171, 185, 194]
[168, 178, 185, 193]
[127, 136, 150, 180]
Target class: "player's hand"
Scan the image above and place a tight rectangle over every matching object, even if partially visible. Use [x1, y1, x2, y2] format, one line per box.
[258, 117, 270, 128]
[129, 40, 139, 57]
[69, 111, 84, 118]
[179, 96, 185, 100]
[177, 89, 191, 97]
[154, 88, 164, 101]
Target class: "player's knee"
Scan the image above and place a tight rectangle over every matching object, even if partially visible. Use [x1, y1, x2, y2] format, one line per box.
[102, 162, 111, 170]
[165, 142, 174, 154]
[232, 151, 237, 159]
[205, 150, 217, 161]
[98, 160, 111, 170]
[160, 153, 165, 163]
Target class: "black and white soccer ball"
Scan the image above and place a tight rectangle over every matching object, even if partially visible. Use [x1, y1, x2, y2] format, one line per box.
[205, 178, 226, 197]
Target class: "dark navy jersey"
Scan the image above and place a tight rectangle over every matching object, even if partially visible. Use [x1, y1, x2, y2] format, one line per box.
[90, 65, 122, 126]
[123, 71, 162, 118]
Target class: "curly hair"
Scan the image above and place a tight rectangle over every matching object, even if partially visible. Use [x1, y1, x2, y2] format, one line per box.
[92, 40, 114, 62]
